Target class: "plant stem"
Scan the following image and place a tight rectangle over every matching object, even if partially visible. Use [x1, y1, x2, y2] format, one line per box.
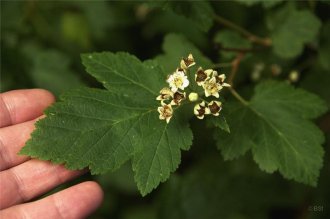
[229, 88, 249, 106]
[217, 45, 264, 53]
[213, 14, 272, 47]
[212, 62, 233, 69]
[227, 53, 249, 106]
[228, 52, 245, 86]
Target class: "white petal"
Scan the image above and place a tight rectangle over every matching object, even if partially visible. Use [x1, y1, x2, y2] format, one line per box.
[197, 115, 204, 119]
[209, 77, 216, 83]
[183, 78, 189, 88]
[219, 74, 226, 80]
[215, 101, 222, 106]
[171, 86, 178, 92]
[194, 105, 200, 113]
[180, 60, 187, 69]
[170, 100, 177, 105]
[213, 92, 219, 98]
[205, 69, 213, 76]
[166, 75, 173, 83]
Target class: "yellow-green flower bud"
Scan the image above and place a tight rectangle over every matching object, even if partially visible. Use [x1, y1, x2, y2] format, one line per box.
[188, 92, 199, 102]
[289, 70, 299, 83]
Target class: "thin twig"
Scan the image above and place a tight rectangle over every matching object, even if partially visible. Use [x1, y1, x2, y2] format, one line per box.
[213, 14, 272, 47]
[216, 44, 264, 53]
[227, 53, 249, 106]
[212, 62, 233, 69]
[228, 52, 245, 86]
[229, 88, 249, 106]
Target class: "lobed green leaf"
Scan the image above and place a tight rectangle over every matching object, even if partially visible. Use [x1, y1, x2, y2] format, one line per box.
[21, 52, 193, 196]
[269, 6, 321, 58]
[214, 81, 328, 186]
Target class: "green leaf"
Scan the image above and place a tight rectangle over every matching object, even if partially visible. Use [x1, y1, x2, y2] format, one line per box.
[214, 81, 327, 186]
[143, 9, 208, 48]
[81, 52, 165, 98]
[22, 44, 83, 96]
[270, 7, 321, 58]
[214, 30, 251, 49]
[150, 1, 214, 32]
[20, 52, 193, 196]
[207, 114, 230, 133]
[214, 30, 251, 59]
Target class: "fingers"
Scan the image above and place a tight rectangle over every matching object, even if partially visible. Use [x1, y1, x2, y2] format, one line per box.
[0, 89, 55, 128]
[0, 159, 84, 209]
[0, 181, 104, 219]
[0, 118, 40, 171]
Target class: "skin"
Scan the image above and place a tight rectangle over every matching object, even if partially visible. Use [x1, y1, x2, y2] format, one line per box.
[0, 89, 104, 219]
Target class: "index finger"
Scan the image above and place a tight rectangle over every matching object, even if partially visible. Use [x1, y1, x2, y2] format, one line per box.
[0, 89, 55, 128]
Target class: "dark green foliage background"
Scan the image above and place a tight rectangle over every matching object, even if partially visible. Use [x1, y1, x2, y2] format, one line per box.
[1, 1, 330, 218]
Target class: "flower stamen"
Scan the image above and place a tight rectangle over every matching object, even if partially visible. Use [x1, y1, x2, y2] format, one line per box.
[180, 53, 196, 70]
[171, 91, 186, 106]
[208, 101, 222, 116]
[158, 103, 173, 123]
[194, 101, 210, 119]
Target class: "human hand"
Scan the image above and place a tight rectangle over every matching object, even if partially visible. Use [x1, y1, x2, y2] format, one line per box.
[0, 89, 103, 218]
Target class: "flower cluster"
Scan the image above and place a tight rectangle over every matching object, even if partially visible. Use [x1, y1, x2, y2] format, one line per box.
[195, 68, 231, 98]
[157, 54, 195, 123]
[194, 100, 222, 119]
[157, 53, 230, 122]
[192, 67, 230, 119]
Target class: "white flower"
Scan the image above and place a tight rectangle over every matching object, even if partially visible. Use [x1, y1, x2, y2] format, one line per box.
[180, 53, 195, 70]
[158, 103, 173, 123]
[167, 69, 189, 92]
[193, 101, 210, 119]
[202, 77, 222, 98]
[170, 91, 186, 106]
[156, 87, 173, 101]
[208, 101, 222, 116]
